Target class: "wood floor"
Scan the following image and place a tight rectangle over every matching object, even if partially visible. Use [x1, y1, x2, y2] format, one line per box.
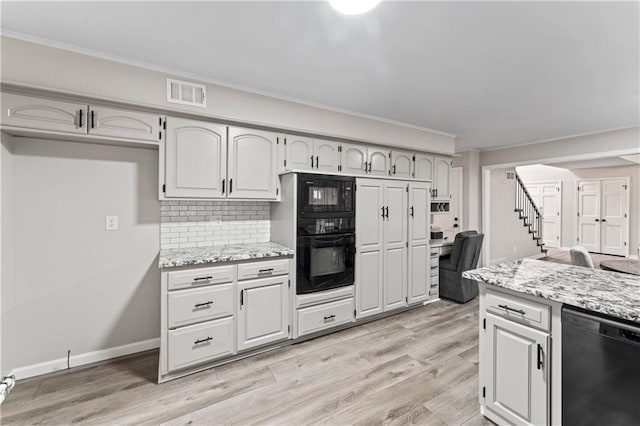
[2, 299, 494, 426]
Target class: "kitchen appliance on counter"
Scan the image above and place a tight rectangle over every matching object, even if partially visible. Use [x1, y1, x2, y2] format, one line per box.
[562, 306, 640, 424]
[296, 174, 355, 295]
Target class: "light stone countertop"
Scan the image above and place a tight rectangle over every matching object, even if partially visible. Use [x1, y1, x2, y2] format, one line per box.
[159, 242, 294, 269]
[463, 258, 640, 323]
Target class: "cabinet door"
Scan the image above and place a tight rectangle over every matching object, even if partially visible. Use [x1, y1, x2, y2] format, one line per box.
[484, 313, 549, 426]
[1, 92, 87, 134]
[434, 156, 452, 199]
[341, 143, 368, 175]
[355, 179, 385, 318]
[285, 135, 313, 170]
[314, 139, 341, 173]
[414, 154, 434, 181]
[599, 179, 628, 256]
[383, 182, 408, 311]
[391, 151, 414, 178]
[164, 117, 227, 198]
[408, 182, 430, 304]
[88, 106, 162, 143]
[237, 275, 289, 352]
[368, 148, 391, 177]
[228, 127, 278, 199]
[577, 180, 601, 252]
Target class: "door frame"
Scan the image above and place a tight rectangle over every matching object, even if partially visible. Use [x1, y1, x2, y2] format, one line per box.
[574, 177, 630, 257]
[524, 180, 562, 248]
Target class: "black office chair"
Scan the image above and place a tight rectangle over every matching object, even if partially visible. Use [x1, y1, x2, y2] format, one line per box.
[439, 231, 484, 303]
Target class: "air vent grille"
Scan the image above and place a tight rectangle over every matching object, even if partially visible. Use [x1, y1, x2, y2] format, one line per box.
[166, 78, 207, 107]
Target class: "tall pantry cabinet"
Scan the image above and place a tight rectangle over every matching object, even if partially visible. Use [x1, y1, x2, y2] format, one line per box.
[355, 179, 431, 319]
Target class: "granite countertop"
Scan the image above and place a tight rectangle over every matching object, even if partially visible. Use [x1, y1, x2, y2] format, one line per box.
[463, 259, 640, 323]
[159, 242, 294, 269]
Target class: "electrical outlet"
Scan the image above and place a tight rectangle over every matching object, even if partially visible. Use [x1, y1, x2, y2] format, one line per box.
[105, 215, 119, 231]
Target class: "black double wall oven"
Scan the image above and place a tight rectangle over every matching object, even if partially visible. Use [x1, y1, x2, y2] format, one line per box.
[296, 174, 356, 295]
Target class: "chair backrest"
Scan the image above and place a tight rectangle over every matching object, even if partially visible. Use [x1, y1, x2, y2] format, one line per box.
[449, 230, 478, 266]
[457, 233, 485, 272]
[570, 246, 594, 269]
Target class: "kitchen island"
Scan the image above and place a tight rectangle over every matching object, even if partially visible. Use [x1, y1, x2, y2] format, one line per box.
[463, 259, 640, 425]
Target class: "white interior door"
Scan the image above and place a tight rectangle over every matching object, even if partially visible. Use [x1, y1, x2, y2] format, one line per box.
[577, 180, 601, 252]
[383, 182, 407, 311]
[451, 167, 463, 236]
[355, 179, 384, 318]
[600, 179, 629, 256]
[539, 183, 561, 248]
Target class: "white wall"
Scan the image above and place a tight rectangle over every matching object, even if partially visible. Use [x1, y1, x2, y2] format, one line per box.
[0, 135, 15, 376]
[0, 36, 455, 155]
[480, 127, 640, 167]
[517, 164, 640, 255]
[488, 168, 542, 263]
[2, 138, 160, 376]
[453, 151, 481, 232]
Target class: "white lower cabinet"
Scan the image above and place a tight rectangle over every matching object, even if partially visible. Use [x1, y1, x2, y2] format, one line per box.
[237, 275, 290, 351]
[167, 317, 235, 372]
[297, 297, 355, 337]
[480, 288, 553, 426]
[159, 258, 292, 382]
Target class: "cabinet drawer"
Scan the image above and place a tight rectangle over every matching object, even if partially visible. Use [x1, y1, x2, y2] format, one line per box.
[430, 257, 440, 268]
[237, 259, 289, 281]
[429, 263, 439, 276]
[430, 275, 439, 288]
[168, 284, 234, 328]
[486, 291, 551, 332]
[430, 249, 440, 258]
[297, 298, 354, 337]
[167, 265, 235, 291]
[168, 317, 234, 372]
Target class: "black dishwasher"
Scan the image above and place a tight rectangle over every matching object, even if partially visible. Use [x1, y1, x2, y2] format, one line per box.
[562, 306, 640, 425]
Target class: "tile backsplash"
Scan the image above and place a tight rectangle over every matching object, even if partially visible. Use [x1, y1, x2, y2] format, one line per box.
[160, 200, 270, 249]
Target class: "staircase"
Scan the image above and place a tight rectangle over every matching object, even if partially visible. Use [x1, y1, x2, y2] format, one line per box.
[514, 172, 548, 254]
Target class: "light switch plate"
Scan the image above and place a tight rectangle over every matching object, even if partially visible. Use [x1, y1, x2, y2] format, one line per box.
[105, 215, 119, 231]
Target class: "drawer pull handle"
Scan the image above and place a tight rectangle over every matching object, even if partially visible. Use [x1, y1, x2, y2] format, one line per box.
[431, 266, 438, 269]
[193, 276, 213, 282]
[431, 252, 439, 256]
[258, 268, 274, 274]
[194, 301, 213, 309]
[498, 304, 526, 315]
[323, 314, 336, 322]
[194, 337, 212, 345]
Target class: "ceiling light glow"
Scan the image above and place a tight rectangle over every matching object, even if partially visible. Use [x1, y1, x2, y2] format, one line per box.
[329, 0, 381, 15]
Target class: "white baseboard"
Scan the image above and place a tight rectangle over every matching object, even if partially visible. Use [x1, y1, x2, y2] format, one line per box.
[9, 337, 160, 380]
[489, 258, 507, 265]
[629, 254, 639, 260]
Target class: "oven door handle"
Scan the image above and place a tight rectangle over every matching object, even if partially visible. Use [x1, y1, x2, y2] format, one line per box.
[311, 235, 353, 244]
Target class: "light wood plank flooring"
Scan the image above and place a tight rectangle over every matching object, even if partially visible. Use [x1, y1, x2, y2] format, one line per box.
[2, 299, 494, 425]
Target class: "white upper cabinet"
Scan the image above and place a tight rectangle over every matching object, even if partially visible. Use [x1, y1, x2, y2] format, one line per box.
[368, 147, 390, 177]
[390, 150, 413, 178]
[313, 139, 341, 173]
[164, 117, 227, 199]
[1, 92, 87, 134]
[228, 127, 278, 199]
[87, 106, 163, 143]
[341, 143, 368, 176]
[434, 156, 452, 199]
[285, 135, 314, 171]
[414, 154, 434, 181]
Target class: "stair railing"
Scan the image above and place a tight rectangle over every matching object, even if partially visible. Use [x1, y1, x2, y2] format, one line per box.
[513, 171, 543, 247]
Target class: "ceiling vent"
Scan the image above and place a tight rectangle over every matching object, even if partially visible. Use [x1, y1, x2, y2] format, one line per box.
[166, 78, 207, 107]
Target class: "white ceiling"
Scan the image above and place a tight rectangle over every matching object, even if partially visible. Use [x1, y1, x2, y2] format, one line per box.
[1, 1, 638, 151]
[551, 156, 640, 170]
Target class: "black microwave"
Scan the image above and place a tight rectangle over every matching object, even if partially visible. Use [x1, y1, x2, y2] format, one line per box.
[297, 174, 355, 218]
